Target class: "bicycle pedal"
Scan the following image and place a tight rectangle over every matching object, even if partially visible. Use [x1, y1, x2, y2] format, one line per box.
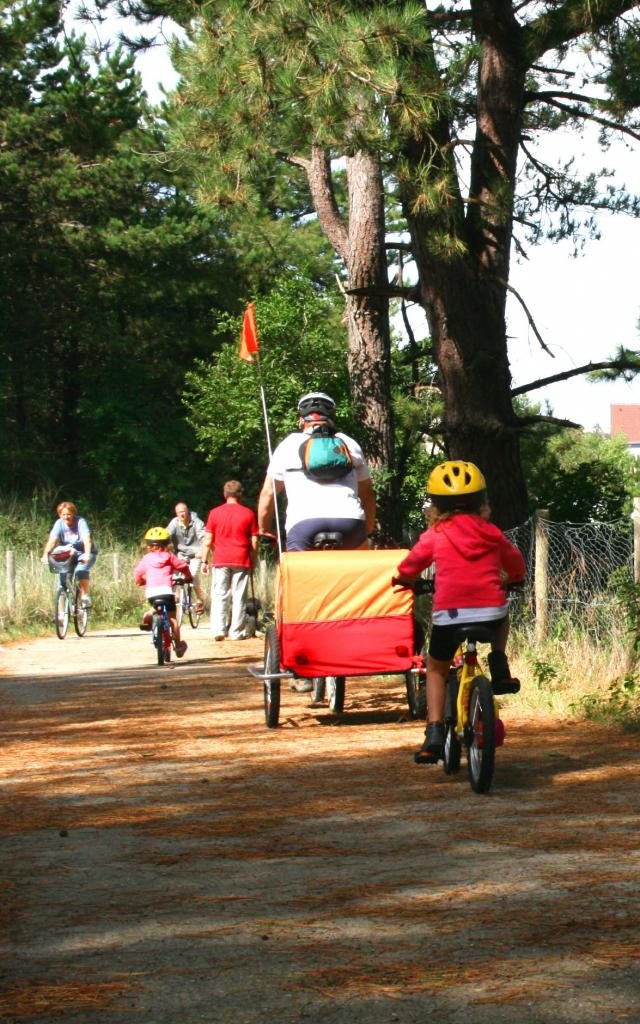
[413, 751, 439, 765]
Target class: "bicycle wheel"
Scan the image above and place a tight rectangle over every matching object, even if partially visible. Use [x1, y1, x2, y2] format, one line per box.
[55, 585, 69, 640]
[73, 584, 89, 637]
[174, 585, 184, 627]
[152, 615, 165, 666]
[312, 677, 326, 703]
[263, 624, 281, 728]
[443, 669, 461, 774]
[326, 676, 346, 713]
[187, 587, 202, 629]
[404, 670, 426, 720]
[467, 675, 496, 794]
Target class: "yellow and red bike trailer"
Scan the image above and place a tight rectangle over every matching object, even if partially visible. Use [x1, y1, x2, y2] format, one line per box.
[249, 548, 426, 727]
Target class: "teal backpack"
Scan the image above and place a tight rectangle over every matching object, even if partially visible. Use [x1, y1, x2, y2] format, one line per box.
[298, 425, 353, 482]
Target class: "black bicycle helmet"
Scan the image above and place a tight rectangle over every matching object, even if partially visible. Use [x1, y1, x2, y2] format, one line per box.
[297, 391, 336, 421]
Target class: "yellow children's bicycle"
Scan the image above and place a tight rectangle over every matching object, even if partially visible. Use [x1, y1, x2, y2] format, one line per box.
[442, 627, 505, 794]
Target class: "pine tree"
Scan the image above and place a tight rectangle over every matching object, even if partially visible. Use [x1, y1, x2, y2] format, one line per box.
[110, 0, 640, 528]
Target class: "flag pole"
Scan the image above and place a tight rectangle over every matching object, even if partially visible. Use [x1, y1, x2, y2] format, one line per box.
[239, 303, 283, 559]
[254, 351, 284, 560]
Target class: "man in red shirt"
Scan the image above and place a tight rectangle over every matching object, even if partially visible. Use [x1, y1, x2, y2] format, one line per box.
[200, 481, 259, 641]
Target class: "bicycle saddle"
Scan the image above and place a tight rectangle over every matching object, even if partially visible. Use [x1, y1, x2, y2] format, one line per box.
[453, 625, 494, 643]
[312, 531, 345, 549]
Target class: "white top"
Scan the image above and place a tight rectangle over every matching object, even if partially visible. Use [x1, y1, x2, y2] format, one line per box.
[267, 430, 371, 531]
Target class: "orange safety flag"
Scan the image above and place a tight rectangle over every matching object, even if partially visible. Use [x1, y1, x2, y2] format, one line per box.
[239, 302, 259, 362]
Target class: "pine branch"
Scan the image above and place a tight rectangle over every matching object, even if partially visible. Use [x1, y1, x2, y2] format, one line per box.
[496, 276, 554, 356]
[533, 95, 640, 143]
[525, 0, 640, 61]
[345, 284, 421, 300]
[516, 413, 582, 428]
[512, 357, 640, 397]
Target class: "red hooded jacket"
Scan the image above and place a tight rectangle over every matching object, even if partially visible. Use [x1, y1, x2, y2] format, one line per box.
[397, 513, 525, 611]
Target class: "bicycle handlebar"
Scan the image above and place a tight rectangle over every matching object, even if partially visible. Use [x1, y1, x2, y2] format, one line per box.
[391, 576, 433, 595]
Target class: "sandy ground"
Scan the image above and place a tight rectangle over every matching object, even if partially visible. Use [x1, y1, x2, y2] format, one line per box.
[1, 623, 640, 1023]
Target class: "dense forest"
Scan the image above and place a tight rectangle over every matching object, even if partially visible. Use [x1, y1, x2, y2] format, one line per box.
[1, 0, 639, 536]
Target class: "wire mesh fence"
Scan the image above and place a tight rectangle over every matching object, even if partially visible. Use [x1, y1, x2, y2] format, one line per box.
[506, 512, 636, 644]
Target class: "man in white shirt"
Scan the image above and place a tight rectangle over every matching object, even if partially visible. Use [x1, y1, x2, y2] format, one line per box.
[257, 392, 376, 552]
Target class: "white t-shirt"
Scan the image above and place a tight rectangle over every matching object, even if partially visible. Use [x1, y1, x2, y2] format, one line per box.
[267, 430, 371, 531]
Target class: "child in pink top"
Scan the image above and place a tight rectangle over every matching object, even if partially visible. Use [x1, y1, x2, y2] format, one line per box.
[134, 527, 192, 658]
[395, 461, 525, 763]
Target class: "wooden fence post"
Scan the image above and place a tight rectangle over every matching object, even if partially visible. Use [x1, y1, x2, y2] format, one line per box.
[6, 550, 16, 605]
[112, 552, 121, 582]
[630, 495, 634, 585]
[535, 509, 549, 642]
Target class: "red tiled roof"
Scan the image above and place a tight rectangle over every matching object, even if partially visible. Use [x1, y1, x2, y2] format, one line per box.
[611, 404, 640, 442]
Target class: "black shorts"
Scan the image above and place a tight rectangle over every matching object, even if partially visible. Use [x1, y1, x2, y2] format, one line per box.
[428, 615, 508, 663]
[148, 594, 176, 614]
[286, 517, 367, 552]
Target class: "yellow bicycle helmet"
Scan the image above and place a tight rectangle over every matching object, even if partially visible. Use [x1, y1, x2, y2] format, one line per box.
[427, 460, 487, 511]
[144, 526, 170, 545]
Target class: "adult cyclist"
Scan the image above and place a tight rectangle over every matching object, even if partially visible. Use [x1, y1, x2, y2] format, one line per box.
[166, 502, 206, 614]
[257, 391, 376, 553]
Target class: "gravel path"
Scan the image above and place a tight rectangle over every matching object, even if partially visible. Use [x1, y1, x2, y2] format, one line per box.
[1, 626, 640, 1023]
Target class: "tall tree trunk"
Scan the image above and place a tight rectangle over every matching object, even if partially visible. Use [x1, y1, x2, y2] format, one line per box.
[306, 145, 400, 540]
[399, 1, 529, 530]
[344, 150, 398, 541]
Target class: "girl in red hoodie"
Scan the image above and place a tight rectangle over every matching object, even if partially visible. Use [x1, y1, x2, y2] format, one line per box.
[134, 527, 192, 658]
[395, 461, 526, 763]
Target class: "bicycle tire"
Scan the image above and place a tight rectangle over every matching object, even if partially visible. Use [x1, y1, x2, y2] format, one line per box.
[174, 585, 184, 627]
[312, 677, 326, 703]
[326, 676, 345, 713]
[55, 586, 69, 640]
[443, 669, 461, 775]
[152, 615, 165, 666]
[73, 585, 89, 637]
[467, 675, 496, 794]
[404, 670, 426, 720]
[263, 624, 281, 728]
[187, 587, 201, 629]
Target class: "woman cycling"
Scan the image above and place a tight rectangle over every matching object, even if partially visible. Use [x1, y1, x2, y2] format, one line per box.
[41, 501, 98, 607]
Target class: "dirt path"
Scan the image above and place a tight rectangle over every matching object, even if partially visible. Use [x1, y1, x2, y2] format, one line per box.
[1, 625, 640, 1023]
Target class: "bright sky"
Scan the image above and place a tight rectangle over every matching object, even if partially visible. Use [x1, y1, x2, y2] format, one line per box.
[72, 7, 640, 434]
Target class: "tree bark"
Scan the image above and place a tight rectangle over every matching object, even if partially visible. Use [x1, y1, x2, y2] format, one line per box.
[306, 145, 400, 540]
[398, 0, 530, 530]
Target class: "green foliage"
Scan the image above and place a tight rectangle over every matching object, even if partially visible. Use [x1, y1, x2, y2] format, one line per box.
[182, 274, 351, 498]
[571, 675, 640, 730]
[0, 3, 251, 522]
[528, 655, 560, 689]
[609, 567, 640, 655]
[522, 424, 640, 522]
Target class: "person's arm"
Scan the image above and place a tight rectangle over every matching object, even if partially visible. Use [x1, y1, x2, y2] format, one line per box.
[200, 530, 213, 573]
[74, 518, 93, 561]
[166, 519, 178, 552]
[173, 553, 193, 582]
[498, 535, 526, 581]
[257, 475, 284, 533]
[395, 531, 433, 581]
[41, 523, 59, 562]
[357, 477, 377, 537]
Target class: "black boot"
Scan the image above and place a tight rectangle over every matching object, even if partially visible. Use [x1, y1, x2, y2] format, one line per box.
[488, 651, 520, 695]
[414, 721, 445, 764]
